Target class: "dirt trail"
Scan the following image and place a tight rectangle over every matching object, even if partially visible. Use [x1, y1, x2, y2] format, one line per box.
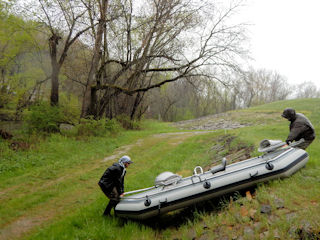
[101, 131, 214, 162]
[0, 131, 214, 240]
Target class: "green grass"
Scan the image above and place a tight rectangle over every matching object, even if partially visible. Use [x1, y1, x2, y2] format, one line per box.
[22, 131, 224, 240]
[0, 120, 177, 227]
[1, 99, 320, 240]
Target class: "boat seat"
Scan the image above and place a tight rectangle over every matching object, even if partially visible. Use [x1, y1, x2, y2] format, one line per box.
[210, 157, 227, 175]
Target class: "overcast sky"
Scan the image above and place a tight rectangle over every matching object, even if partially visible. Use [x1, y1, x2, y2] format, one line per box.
[240, 0, 320, 88]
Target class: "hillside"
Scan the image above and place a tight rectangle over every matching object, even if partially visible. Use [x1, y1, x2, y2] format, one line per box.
[0, 99, 319, 240]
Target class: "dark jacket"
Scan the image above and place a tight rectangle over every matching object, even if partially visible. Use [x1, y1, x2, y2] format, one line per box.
[287, 113, 315, 142]
[98, 163, 126, 195]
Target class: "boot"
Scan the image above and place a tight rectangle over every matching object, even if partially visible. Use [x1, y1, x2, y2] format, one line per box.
[103, 200, 118, 216]
[103, 203, 113, 216]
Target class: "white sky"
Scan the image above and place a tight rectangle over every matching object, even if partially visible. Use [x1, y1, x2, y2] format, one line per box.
[241, 0, 320, 88]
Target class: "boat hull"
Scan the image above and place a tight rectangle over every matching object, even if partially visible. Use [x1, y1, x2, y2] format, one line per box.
[115, 147, 308, 220]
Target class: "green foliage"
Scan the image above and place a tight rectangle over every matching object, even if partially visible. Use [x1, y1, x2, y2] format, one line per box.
[22, 97, 82, 134]
[116, 114, 141, 130]
[104, 119, 123, 133]
[75, 117, 122, 137]
[0, 9, 48, 114]
[173, 107, 195, 122]
[0, 84, 13, 108]
[59, 93, 81, 125]
[24, 102, 63, 133]
[0, 13, 36, 73]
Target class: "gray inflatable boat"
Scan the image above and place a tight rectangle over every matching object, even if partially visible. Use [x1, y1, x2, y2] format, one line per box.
[115, 139, 308, 220]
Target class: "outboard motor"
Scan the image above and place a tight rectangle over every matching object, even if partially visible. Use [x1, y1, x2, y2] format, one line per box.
[154, 172, 182, 187]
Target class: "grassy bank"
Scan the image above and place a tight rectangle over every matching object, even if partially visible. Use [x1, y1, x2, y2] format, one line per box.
[1, 99, 319, 240]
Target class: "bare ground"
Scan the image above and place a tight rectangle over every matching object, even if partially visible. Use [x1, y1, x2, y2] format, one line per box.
[173, 111, 282, 130]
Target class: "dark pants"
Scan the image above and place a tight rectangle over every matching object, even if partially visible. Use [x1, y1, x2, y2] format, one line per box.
[99, 184, 120, 216]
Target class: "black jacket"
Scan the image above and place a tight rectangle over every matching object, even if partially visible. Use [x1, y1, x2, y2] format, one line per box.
[287, 113, 315, 142]
[98, 163, 126, 194]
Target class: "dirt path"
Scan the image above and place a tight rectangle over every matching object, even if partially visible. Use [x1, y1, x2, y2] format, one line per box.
[0, 131, 214, 240]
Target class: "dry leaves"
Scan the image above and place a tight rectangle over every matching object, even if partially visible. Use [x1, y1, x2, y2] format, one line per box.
[246, 191, 253, 201]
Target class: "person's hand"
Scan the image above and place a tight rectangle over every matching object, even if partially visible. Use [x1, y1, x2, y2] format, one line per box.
[286, 140, 291, 145]
[120, 193, 125, 197]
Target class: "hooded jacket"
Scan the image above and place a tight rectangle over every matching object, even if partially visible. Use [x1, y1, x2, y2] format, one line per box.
[286, 113, 315, 142]
[98, 163, 125, 194]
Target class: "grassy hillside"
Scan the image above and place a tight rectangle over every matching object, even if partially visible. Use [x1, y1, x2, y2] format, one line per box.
[0, 99, 319, 240]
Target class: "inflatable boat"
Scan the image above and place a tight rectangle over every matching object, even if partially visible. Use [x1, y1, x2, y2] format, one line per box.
[115, 139, 309, 220]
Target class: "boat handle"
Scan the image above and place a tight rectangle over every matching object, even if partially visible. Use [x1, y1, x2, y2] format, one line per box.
[265, 161, 274, 170]
[249, 171, 259, 178]
[144, 196, 151, 207]
[191, 175, 202, 184]
[203, 181, 211, 189]
[194, 166, 203, 175]
[158, 198, 167, 214]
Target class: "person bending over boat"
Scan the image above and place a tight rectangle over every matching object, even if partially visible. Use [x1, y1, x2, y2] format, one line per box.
[281, 108, 315, 149]
[98, 155, 133, 216]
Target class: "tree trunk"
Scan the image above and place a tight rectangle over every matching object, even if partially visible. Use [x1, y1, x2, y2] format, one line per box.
[49, 34, 61, 106]
[50, 64, 60, 106]
[90, 86, 98, 117]
[130, 92, 142, 120]
[81, 0, 108, 118]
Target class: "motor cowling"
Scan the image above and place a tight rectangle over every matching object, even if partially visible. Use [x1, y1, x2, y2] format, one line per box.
[155, 172, 182, 187]
[258, 139, 286, 152]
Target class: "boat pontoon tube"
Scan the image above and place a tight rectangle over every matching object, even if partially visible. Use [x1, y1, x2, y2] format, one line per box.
[115, 140, 308, 220]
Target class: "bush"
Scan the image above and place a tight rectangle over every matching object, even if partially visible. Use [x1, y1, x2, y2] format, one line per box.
[75, 117, 122, 137]
[24, 102, 63, 133]
[59, 93, 80, 125]
[0, 84, 13, 108]
[105, 118, 122, 133]
[115, 114, 141, 130]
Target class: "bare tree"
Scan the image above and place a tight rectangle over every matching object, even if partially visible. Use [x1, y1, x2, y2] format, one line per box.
[295, 81, 320, 99]
[17, 0, 93, 106]
[81, 0, 109, 117]
[148, 75, 240, 121]
[234, 68, 293, 108]
[81, 0, 248, 119]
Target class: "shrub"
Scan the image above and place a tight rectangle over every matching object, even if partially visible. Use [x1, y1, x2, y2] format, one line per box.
[59, 93, 80, 125]
[24, 102, 63, 133]
[105, 118, 122, 133]
[115, 114, 141, 130]
[0, 84, 13, 108]
[75, 117, 122, 137]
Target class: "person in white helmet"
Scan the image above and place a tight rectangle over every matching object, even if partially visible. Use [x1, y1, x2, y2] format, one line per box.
[98, 155, 133, 216]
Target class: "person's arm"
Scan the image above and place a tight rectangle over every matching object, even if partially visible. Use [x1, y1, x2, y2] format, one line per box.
[117, 173, 125, 194]
[120, 177, 124, 194]
[115, 179, 124, 195]
[109, 166, 124, 194]
[287, 122, 309, 142]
